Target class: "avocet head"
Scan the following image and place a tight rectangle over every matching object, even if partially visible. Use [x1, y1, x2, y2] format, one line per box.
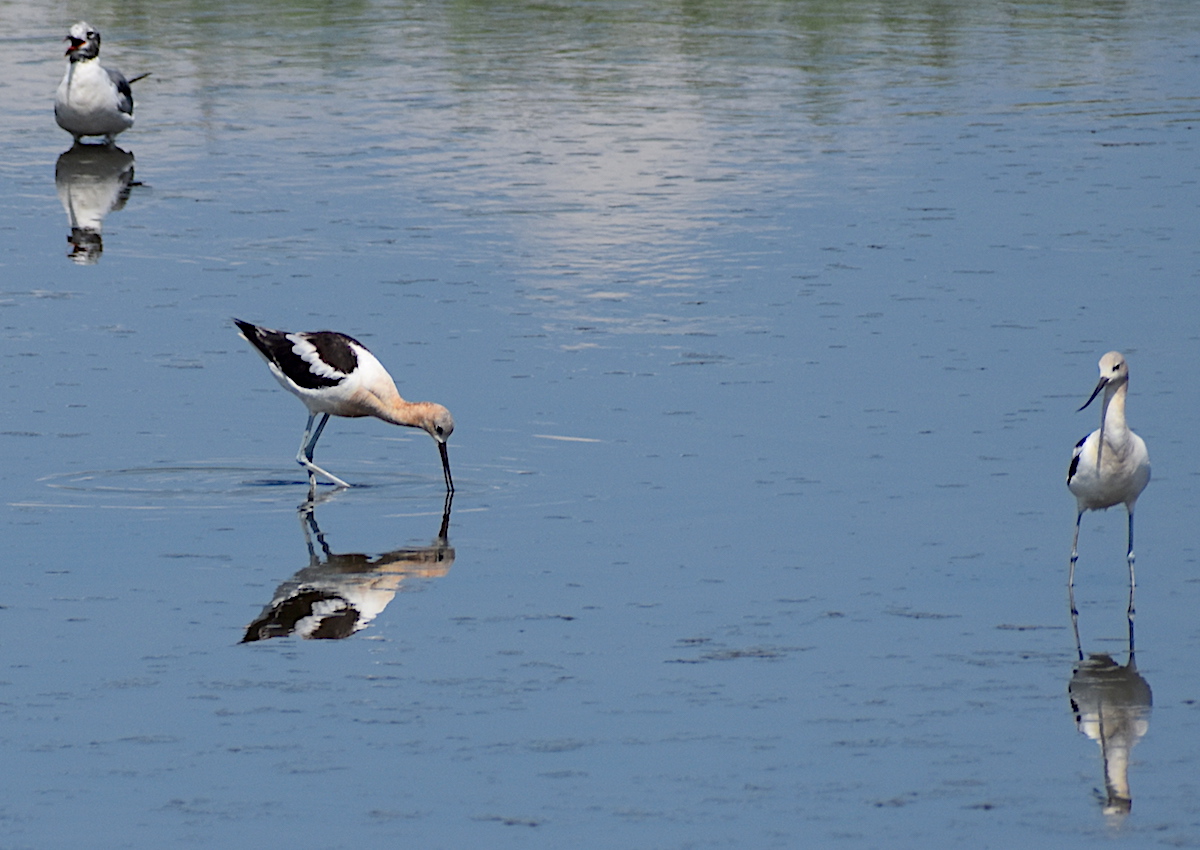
[421, 404, 455, 494]
[424, 404, 455, 444]
[1079, 351, 1129, 411]
[64, 22, 100, 61]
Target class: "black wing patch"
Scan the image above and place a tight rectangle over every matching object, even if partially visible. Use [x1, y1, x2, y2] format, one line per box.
[241, 590, 360, 641]
[1067, 435, 1087, 483]
[1067, 453, 1080, 483]
[235, 319, 349, 390]
[305, 331, 361, 375]
[108, 68, 134, 115]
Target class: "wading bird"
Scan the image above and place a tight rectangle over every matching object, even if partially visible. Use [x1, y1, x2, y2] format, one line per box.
[234, 319, 455, 497]
[1068, 351, 1150, 587]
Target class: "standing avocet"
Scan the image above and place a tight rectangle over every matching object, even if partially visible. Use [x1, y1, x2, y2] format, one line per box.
[1067, 351, 1150, 587]
[234, 319, 454, 496]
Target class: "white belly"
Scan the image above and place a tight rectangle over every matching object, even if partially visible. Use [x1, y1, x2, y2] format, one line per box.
[1068, 431, 1150, 511]
[55, 62, 133, 138]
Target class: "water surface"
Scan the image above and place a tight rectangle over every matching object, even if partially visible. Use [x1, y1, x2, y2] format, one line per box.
[2, 1, 1200, 846]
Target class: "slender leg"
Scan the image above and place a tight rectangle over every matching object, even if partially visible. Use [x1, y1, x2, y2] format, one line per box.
[1126, 508, 1136, 588]
[1126, 582, 1136, 658]
[296, 413, 319, 495]
[294, 413, 351, 490]
[299, 503, 319, 562]
[1069, 583, 1082, 658]
[302, 413, 329, 462]
[1069, 510, 1083, 588]
[297, 413, 319, 496]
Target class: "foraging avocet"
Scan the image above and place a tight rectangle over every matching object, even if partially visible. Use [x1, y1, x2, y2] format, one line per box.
[55, 22, 147, 144]
[234, 319, 454, 495]
[1067, 351, 1150, 586]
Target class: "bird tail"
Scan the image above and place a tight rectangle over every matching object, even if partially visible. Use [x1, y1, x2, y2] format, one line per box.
[233, 318, 293, 365]
[232, 318, 269, 355]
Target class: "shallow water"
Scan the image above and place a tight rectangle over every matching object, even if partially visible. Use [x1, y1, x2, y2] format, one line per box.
[2, 0, 1200, 846]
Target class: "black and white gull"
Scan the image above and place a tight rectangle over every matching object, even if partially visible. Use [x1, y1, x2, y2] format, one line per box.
[55, 22, 146, 144]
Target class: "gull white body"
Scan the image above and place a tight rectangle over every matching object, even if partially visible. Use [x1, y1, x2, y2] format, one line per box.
[1067, 351, 1150, 586]
[55, 22, 137, 143]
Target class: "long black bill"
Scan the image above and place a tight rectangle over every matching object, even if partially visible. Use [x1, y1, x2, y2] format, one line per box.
[1078, 377, 1109, 412]
[439, 441, 454, 494]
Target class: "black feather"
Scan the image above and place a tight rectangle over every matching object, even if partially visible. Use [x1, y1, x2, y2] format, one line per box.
[305, 331, 361, 375]
[234, 319, 352, 390]
[1067, 452, 1080, 483]
[241, 589, 359, 641]
[108, 68, 134, 115]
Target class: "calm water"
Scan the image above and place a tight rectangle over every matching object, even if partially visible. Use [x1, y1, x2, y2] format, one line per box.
[2, 0, 1200, 846]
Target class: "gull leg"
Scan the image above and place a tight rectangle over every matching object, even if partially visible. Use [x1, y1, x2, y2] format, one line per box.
[295, 413, 350, 490]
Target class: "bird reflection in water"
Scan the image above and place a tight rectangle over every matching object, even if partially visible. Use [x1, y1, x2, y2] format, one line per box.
[1068, 585, 1152, 821]
[55, 144, 137, 264]
[242, 493, 454, 641]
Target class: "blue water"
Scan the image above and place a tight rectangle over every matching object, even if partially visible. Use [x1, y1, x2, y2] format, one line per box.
[2, 1, 1200, 846]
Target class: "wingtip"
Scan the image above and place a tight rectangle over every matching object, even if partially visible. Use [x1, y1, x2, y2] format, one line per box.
[232, 317, 258, 341]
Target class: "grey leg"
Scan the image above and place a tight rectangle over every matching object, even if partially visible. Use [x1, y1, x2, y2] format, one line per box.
[1069, 583, 1082, 655]
[1069, 510, 1083, 588]
[294, 413, 350, 489]
[1126, 509, 1136, 588]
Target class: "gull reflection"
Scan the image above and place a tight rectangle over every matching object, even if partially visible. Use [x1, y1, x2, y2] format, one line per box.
[242, 494, 454, 642]
[55, 144, 137, 265]
[1068, 586, 1152, 821]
